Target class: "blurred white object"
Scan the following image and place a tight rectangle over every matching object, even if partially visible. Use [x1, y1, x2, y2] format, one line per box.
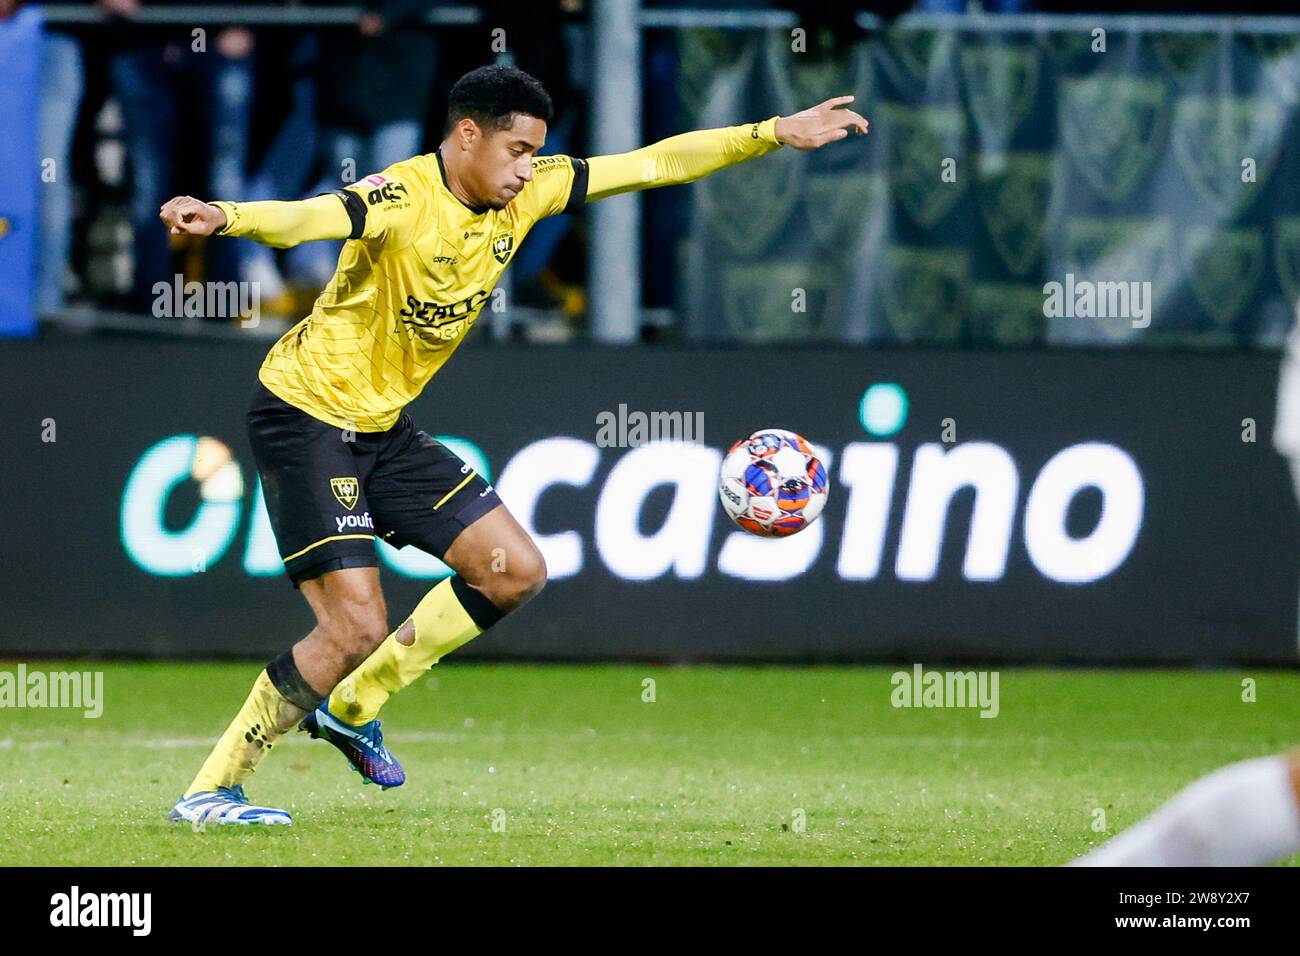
[1073, 755, 1300, 867]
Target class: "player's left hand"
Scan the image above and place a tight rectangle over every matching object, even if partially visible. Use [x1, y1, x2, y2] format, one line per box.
[774, 96, 869, 151]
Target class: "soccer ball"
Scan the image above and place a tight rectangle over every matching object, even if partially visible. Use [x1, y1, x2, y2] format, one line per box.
[718, 428, 829, 537]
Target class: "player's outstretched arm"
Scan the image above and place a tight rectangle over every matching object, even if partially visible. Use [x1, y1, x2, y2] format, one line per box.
[584, 95, 868, 203]
[158, 194, 354, 249]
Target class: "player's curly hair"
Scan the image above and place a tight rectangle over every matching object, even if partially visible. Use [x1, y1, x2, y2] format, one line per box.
[446, 65, 554, 134]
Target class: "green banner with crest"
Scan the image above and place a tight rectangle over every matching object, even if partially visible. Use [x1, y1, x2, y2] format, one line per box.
[671, 25, 1300, 348]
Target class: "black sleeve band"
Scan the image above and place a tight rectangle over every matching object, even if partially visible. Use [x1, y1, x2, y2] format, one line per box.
[563, 157, 589, 216]
[327, 189, 367, 240]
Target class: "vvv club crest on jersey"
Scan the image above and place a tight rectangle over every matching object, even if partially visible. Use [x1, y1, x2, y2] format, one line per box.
[491, 231, 514, 264]
[330, 477, 360, 511]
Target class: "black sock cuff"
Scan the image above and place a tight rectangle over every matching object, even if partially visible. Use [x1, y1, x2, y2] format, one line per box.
[450, 575, 506, 630]
[266, 650, 326, 712]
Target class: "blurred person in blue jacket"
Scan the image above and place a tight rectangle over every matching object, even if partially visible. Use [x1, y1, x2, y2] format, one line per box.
[4, 0, 97, 314]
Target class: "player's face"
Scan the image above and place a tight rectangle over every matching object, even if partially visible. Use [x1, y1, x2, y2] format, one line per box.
[470, 114, 547, 209]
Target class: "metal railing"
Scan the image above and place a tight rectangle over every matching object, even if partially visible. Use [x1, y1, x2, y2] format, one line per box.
[39, 4, 481, 25]
[39, 4, 1300, 34]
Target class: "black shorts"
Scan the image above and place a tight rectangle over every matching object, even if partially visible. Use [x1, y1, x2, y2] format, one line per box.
[247, 383, 502, 587]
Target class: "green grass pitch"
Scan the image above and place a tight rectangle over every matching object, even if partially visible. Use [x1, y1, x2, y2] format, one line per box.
[0, 662, 1297, 866]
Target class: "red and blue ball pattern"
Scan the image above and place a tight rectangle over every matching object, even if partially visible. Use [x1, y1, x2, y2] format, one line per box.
[725, 430, 829, 537]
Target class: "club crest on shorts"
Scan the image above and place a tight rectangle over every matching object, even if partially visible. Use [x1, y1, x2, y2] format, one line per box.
[330, 477, 359, 511]
[491, 231, 514, 264]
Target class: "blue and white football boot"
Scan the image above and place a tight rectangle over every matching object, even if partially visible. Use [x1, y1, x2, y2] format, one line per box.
[300, 705, 406, 789]
[169, 786, 292, 826]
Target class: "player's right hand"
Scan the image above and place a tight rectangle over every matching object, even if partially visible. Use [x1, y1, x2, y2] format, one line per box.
[159, 196, 227, 236]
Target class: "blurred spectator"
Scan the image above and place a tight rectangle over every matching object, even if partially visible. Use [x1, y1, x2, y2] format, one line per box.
[283, 1, 439, 294]
[6, 0, 91, 314]
[475, 0, 588, 319]
[238, 31, 324, 316]
[106, 0, 254, 312]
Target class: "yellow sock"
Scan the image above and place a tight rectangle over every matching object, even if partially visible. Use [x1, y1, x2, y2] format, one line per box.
[185, 670, 308, 797]
[329, 577, 484, 726]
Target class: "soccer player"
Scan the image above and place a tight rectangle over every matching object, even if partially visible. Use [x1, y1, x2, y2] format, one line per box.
[161, 65, 868, 825]
[1072, 749, 1300, 866]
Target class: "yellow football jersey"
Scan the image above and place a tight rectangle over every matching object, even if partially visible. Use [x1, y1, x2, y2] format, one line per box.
[253, 151, 585, 432]
[213, 117, 782, 431]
